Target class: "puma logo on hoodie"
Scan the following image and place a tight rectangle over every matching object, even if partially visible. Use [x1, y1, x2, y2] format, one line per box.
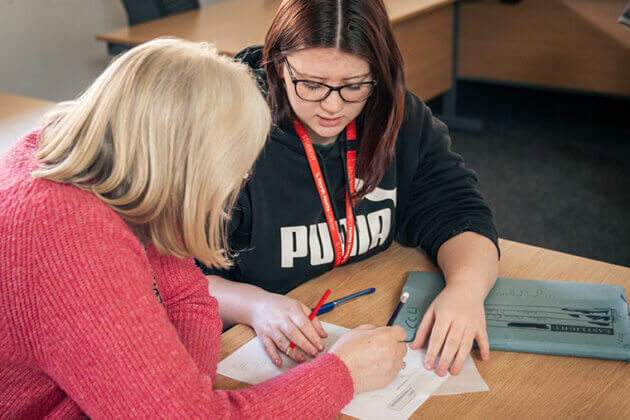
[280, 181, 397, 268]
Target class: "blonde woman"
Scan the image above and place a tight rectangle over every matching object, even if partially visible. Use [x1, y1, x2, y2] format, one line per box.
[0, 38, 406, 418]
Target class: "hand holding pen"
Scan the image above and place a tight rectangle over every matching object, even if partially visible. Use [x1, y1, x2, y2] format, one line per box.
[251, 287, 381, 366]
[248, 291, 329, 366]
[288, 288, 376, 351]
[288, 289, 331, 351]
[328, 290, 409, 394]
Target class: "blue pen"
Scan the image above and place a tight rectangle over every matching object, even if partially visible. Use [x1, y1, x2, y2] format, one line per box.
[315, 288, 376, 315]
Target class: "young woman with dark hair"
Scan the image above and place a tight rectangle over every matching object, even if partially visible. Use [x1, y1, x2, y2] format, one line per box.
[198, 0, 500, 379]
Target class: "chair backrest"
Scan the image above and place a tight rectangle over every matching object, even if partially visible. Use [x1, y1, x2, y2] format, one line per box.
[121, 0, 200, 25]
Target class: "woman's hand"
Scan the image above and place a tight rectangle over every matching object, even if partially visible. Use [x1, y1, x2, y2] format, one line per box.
[249, 292, 328, 366]
[330, 325, 407, 395]
[409, 284, 490, 376]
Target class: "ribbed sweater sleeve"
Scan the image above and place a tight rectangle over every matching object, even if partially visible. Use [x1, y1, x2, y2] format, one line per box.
[147, 246, 224, 377]
[0, 133, 354, 419]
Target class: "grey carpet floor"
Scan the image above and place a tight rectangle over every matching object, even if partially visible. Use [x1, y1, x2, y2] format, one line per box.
[428, 82, 630, 268]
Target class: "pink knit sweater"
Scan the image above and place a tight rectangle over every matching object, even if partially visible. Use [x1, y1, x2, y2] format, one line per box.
[0, 132, 354, 419]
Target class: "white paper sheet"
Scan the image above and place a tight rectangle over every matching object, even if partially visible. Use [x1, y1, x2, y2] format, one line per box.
[340, 344, 447, 420]
[217, 322, 488, 419]
[433, 351, 490, 396]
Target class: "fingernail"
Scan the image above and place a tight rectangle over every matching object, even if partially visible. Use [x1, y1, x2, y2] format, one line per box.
[425, 361, 432, 370]
[318, 345, 324, 351]
[437, 367, 445, 376]
[275, 358, 281, 366]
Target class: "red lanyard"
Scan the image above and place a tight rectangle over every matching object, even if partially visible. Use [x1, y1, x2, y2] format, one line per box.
[293, 119, 356, 267]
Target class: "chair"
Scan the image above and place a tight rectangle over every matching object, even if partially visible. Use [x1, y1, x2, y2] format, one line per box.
[121, 0, 200, 25]
[619, 2, 630, 27]
[107, 0, 200, 55]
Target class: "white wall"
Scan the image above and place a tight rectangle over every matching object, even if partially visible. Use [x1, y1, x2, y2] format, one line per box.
[0, 0, 222, 102]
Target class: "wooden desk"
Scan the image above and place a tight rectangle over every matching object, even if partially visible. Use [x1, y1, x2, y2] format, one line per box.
[96, 0, 455, 101]
[459, 0, 630, 97]
[216, 239, 630, 418]
[0, 93, 54, 154]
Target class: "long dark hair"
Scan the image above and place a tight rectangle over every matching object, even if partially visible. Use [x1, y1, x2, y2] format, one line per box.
[263, 0, 406, 200]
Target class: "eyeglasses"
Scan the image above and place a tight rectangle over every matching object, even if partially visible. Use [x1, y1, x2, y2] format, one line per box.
[283, 57, 377, 103]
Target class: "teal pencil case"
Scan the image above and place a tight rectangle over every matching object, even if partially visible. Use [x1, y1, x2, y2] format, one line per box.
[393, 271, 630, 361]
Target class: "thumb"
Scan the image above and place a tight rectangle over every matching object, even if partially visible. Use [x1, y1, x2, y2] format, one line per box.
[410, 303, 435, 350]
[389, 325, 408, 342]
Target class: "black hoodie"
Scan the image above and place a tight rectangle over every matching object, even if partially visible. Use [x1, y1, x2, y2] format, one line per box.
[197, 46, 499, 294]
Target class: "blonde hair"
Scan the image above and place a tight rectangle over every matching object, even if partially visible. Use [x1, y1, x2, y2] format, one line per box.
[33, 38, 270, 269]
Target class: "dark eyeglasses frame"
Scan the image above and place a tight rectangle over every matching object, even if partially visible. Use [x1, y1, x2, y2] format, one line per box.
[283, 57, 377, 103]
